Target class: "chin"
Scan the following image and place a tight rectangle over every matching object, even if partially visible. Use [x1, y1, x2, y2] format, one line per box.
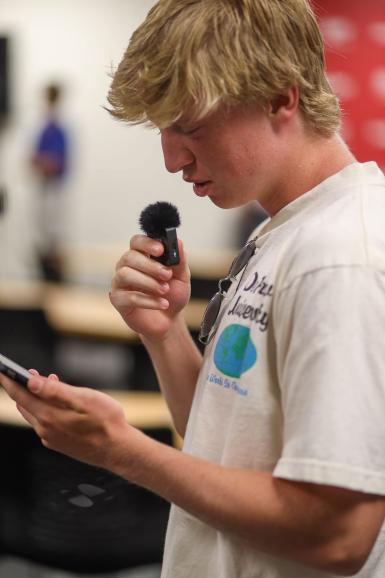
[210, 196, 245, 210]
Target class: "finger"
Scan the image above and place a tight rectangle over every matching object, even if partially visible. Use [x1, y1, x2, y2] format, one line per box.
[0, 373, 47, 414]
[16, 405, 48, 447]
[129, 233, 164, 258]
[48, 374, 60, 381]
[16, 403, 39, 428]
[0, 372, 26, 398]
[115, 248, 172, 284]
[115, 236, 163, 271]
[109, 289, 169, 312]
[27, 375, 85, 410]
[1, 373, 73, 426]
[113, 266, 170, 296]
[28, 369, 40, 376]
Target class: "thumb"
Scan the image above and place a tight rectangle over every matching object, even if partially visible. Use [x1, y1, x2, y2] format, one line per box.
[28, 375, 79, 408]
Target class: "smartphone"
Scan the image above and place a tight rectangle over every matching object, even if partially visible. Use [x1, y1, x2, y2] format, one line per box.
[0, 353, 31, 386]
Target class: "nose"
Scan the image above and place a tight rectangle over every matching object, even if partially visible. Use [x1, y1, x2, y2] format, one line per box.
[161, 128, 195, 173]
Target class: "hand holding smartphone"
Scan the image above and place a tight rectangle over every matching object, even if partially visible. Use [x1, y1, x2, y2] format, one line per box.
[0, 353, 31, 386]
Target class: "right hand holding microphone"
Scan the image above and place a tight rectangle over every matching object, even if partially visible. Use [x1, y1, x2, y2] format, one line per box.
[109, 233, 191, 340]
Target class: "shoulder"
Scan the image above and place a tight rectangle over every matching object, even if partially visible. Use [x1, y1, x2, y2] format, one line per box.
[276, 183, 385, 290]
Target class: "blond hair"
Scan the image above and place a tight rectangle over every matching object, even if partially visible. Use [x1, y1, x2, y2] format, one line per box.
[108, 0, 340, 136]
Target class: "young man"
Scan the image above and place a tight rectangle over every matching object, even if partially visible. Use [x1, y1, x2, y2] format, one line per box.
[2, 1, 385, 576]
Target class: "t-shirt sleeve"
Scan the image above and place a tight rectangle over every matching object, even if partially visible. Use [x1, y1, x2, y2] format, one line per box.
[36, 124, 67, 176]
[273, 265, 385, 495]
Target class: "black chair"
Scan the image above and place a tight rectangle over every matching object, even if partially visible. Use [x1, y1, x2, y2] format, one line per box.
[0, 308, 56, 377]
[0, 423, 170, 574]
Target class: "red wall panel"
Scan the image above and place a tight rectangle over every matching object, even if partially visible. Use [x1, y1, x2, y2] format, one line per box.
[315, 0, 385, 166]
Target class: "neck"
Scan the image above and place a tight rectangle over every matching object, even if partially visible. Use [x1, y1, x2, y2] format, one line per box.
[263, 132, 356, 216]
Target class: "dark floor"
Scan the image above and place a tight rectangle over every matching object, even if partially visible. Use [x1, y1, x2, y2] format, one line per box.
[0, 558, 161, 578]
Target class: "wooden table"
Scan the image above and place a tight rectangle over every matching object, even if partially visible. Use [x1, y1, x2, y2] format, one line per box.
[0, 280, 44, 309]
[43, 284, 208, 341]
[0, 281, 208, 342]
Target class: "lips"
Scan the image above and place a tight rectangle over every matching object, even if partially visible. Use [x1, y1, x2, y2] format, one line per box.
[193, 181, 211, 197]
[183, 175, 212, 197]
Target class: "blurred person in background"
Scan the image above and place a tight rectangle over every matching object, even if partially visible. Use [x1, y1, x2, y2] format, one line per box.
[31, 83, 69, 281]
[2, 1, 385, 577]
[0, 185, 6, 217]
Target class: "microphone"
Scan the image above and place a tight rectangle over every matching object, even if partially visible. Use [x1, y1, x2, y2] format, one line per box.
[139, 201, 181, 266]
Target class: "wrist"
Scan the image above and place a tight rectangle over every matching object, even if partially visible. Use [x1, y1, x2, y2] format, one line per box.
[108, 425, 167, 487]
[140, 312, 189, 349]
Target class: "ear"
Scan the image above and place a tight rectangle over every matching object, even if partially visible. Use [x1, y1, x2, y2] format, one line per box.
[268, 86, 299, 124]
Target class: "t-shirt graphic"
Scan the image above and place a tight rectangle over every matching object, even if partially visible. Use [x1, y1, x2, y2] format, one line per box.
[213, 324, 257, 378]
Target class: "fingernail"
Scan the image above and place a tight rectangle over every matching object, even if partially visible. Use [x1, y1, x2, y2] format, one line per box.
[159, 268, 171, 280]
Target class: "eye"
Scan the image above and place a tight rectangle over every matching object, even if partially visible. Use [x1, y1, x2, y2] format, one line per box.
[180, 124, 203, 136]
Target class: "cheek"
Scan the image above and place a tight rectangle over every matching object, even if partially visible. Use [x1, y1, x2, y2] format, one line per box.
[223, 147, 261, 180]
[197, 129, 272, 181]
[206, 142, 249, 175]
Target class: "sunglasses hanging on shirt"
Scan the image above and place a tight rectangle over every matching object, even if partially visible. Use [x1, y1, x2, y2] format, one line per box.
[199, 238, 257, 345]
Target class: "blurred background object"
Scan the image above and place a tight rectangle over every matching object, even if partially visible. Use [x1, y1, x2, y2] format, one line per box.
[0, 37, 9, 219]
[234, 202, 268, 248]
[30, 82, 70, 282]
[0, 185, 6, 216]
[319, 0, 385, 168]
[0, 36, 9, 122]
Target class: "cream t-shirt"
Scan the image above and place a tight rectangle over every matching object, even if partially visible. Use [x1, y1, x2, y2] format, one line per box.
[161, 162, 385, 578]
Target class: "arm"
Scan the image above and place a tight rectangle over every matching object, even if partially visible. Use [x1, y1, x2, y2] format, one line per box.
[109, 234, 202, 434]
[123, 436, 385, 576]
[1, 373, 384, 576]
[141, 318, 202, 436]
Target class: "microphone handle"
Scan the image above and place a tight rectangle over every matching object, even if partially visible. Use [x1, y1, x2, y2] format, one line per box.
[155, 227, 180, 266]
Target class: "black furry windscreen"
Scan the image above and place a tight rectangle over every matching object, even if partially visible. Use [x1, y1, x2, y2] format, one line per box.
[139, 201, 181, 238]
